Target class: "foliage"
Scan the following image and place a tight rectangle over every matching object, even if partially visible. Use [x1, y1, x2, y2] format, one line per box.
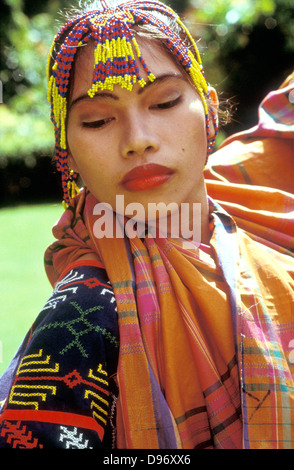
[185, 0, 294, 133]
[0, 0, 73, 166]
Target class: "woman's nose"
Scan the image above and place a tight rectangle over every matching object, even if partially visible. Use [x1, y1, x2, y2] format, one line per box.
[120, 114, 159, 158]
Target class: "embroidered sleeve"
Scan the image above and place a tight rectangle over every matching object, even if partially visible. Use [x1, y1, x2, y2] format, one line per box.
[0, 263, 119, 449]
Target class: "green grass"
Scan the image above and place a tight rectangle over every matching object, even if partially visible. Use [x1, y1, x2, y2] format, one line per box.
[0, 202, 63, 375]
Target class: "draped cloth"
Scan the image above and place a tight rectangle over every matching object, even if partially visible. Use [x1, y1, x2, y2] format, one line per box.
[44, 189, 294, 449]
[204, 73, 294, 254]
[44, 74, 294, 449]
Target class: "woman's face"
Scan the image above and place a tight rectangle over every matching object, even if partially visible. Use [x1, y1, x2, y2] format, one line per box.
[67, 38, 214, 217]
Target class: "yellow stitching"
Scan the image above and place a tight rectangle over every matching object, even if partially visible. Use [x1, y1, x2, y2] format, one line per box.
[84, 390, 109, 407]
[9, 385, 57, 410]
[17, 349, 59, 374]
[88, 364, 109, 385]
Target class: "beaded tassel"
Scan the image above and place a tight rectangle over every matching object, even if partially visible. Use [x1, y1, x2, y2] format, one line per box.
[47, 0, 218, 205]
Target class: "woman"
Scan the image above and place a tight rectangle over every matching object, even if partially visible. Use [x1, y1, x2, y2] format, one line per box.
[0, 0, 293, 449]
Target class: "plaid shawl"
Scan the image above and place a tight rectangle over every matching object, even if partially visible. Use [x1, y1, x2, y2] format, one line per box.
[44, 190, 294, 449]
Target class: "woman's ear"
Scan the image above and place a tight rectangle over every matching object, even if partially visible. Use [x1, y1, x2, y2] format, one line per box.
[208, 86, 219, 107]
[207, 86, 219, 139]
[67, 150, 79, 174]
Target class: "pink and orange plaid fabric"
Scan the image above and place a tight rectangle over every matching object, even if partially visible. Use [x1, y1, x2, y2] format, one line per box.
[44, 76, 294, 449]
[44, 188, 294, 449]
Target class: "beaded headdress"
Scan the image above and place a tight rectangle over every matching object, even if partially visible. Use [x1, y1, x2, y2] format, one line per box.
[47, 0, 218, 205]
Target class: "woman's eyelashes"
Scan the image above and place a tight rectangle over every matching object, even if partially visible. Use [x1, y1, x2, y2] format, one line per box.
[82, 117, 114, 129]
[151, 95, 182, 110]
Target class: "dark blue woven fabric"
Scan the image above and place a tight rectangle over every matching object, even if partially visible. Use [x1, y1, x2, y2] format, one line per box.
[0, 263, 119, 449]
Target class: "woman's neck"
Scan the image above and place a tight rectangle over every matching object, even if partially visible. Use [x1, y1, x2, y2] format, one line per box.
[155, 194, 211, 245]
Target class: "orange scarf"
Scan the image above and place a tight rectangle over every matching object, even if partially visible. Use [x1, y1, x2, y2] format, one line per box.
[45, 190, 294, 448]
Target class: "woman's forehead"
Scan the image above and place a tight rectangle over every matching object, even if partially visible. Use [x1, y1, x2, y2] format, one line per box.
[71, 37, 187, 100]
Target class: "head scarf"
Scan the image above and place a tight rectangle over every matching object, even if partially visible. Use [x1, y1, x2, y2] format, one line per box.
[47, 0, 218, 204]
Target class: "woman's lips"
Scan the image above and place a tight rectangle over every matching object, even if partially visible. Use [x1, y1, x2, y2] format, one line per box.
[121, 164, 174, 192]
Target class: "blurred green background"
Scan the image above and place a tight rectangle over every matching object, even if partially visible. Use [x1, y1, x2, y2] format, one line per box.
[0, 0, 293, 374]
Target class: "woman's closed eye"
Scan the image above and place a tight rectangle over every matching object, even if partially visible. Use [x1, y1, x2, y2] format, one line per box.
[151, 95, 182, 110]
[82, 117, 114, 129]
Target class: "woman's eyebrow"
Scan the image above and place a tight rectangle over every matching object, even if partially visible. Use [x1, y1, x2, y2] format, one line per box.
[69, 73, 186, 110]
[69, 91, 119, 110]
[138, 73, 187, 94]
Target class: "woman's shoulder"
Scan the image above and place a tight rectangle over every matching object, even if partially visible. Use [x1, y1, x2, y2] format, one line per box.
[0, 262, 119, 449]
[26, 260, 119, 372]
